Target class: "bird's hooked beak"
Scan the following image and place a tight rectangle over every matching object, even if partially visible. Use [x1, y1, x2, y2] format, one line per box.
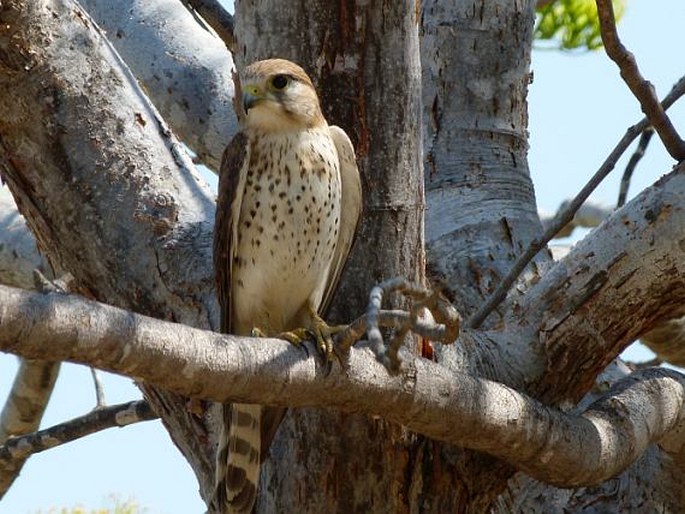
[242, 84, 266, 114]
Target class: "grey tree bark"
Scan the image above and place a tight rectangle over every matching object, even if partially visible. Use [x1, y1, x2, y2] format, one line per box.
[1, 0, 685, 513]
[233, 1, 425, 511]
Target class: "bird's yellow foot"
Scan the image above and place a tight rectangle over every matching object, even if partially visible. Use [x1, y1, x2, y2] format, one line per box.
[251, 310, 347, 362]
[283, 317, 347, 362]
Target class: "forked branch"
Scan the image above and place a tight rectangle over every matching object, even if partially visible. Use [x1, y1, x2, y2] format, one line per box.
[596, 0, 685, 160]
[468, 74, 685, 329]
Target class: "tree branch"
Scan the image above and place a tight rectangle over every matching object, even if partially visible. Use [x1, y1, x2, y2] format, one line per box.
[596, 0, 685, 160]
[79, 0, 237, 170]
[0, 269, 71, 496]
[0, 359, 60, 496]
[540, 199, 613, 239]
[516, 162, 685, 404]
[0, 186, 52, 289]
[0, 400, 157, 463]
[617, 128, 654, 208]
[0, 284, 683, 487]
[0, 360, 60, 443]
[181, 0, 236, 53]
[468, 74, 685, 329]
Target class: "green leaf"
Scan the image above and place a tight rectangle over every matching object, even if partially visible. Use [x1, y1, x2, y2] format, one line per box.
[534, 0, 626, 51]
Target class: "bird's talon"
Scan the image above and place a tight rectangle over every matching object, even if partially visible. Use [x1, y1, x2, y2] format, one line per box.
[251, 327, 267, 338]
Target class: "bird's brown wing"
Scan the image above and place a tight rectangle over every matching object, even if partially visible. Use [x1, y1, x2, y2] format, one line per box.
[213, 131, 249, 333]
[320, 125, 362, 313]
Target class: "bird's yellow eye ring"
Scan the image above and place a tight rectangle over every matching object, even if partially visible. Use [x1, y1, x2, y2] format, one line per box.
[270, 74, 290, 91]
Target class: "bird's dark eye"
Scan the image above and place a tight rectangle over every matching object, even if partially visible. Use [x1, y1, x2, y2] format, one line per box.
[271, 74, 289, 90]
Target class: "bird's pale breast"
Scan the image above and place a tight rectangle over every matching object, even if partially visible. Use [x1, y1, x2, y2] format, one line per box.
[231, 128, 341, 334]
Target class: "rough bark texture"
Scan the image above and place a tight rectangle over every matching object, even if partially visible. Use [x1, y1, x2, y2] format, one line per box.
[0, 186, 51, 289]
[2, 0, 685, 512]
[79, 0, 238, 171]
[422, 0, 547, 320]
[233, 1, 425, 512]
[0, 0, 217, 502]
[417, 1, 550, 511]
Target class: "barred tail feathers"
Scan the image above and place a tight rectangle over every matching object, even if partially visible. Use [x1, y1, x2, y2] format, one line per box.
[214, 403, 261, 513]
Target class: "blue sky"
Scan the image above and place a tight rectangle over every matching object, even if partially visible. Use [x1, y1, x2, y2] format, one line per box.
[1, 1, 683, 512]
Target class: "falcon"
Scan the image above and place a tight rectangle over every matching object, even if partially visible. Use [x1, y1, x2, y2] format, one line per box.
[212, 59, 362, 513]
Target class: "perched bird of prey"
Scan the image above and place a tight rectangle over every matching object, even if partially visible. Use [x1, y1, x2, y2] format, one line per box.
[212, 59, 362, 513]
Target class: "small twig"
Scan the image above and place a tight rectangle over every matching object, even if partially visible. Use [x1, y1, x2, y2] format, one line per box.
[468, 75, 685, 329]
[181, 0, 236, 53]
[90, 368, 107, 408]
[0, 400, 157, 463]
[541, 200, 613, 238]
[617, 128, 654, 208]
[337, 309, 458, 353]
[365, 279, 398, 366]
[353, 278, 461, 372]
[626, 357, 663, 370]
[32, 270, 73, 294]
[596, 0, 685, 161]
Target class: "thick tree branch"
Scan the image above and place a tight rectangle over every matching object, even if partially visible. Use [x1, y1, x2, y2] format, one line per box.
[0, 359, 60, 496]
[0, 400, 157, 463]
[596, 0, 685, 160]
[0, 0, 220, 498]
[79, 0, 237, 170]
[0, 186, 51, 289]
[516, 163, 685, 404]
[0, 285, 684, 487]
[469, 74, 685, 329]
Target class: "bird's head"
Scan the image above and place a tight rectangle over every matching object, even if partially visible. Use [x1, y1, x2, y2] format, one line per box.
[239, 59, 326, 132]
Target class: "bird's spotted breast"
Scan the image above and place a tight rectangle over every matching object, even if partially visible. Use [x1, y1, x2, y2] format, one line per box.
[231, 128, 341, 333]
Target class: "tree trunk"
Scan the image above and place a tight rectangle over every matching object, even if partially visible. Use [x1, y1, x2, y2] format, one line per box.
[234, 1, 425, 511]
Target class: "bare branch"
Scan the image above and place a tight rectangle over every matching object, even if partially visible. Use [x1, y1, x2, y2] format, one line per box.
[0, 186, 52, 289]
[540, 200, 613, 238]
[0, 400, 156, 463]
[516, 162, 685, 404]
[0, 359, 60, 496]
[0, 360, 59, 443]
[617, 128, 654, 208]
[90, 368, 107, 408]
[79, 0, 237, 170]
[468, 75, 685, 329]
[181, 0, 236, 53]
[0, 285, 684, 486]
[362, 278, 460, 371]
[596, 0, 685, 160]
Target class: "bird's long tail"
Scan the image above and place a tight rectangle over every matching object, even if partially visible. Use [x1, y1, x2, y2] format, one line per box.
[213, 403, 261, 513]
